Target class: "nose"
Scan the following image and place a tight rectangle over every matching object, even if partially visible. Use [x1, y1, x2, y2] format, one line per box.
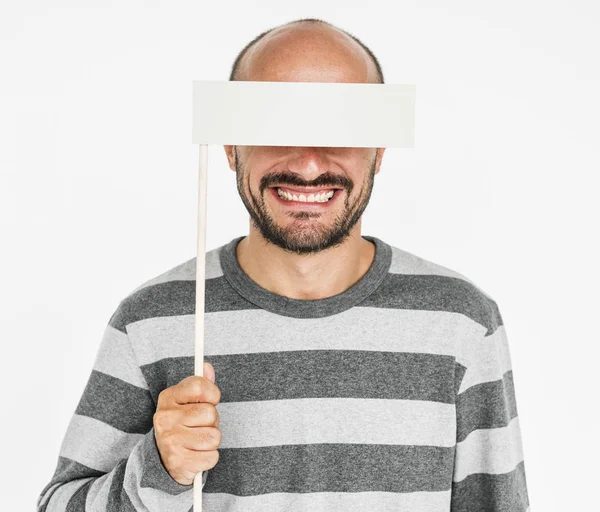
[286, 147, 329, 182]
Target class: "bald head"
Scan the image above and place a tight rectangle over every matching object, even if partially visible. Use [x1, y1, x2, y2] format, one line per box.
[230, 19, 384, 84]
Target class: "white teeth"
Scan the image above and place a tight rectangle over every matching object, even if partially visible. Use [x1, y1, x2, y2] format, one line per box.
[277, 188, 335, 203]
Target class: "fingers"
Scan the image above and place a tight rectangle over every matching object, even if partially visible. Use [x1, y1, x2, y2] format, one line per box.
[179, 402, 220, 428]
[153, 366, 222, 486]
[204, 361, 215, 384]
[157, 436, 220, 485]
[181, 426, 222, 452]
[153, 414, 222, 453]
[159, 374, 221, 408]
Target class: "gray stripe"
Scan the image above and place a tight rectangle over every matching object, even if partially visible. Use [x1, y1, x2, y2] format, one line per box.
[75, 370, 155, 434]
[107, 459, 138, 511]
[42, 456, 104, 490]
[367, 273, 501, 335]
[43, 479, 95, 512]
[451, 459, 529, 511]
[53, 456, 104, 479]
[204, 443, 454, 496]
[65, 479, 94, 512]
[456, 369, 518, 443]
[110, 275, 500, 335]
[140, 357, 191, 405]
[83, 472, 115, 511]
[141, 350, 457, 404]
[109, 277, 257, 333]
[454, 363, 467, 396]
[37, 482, 62, 512]
[39, 458, 105, 511]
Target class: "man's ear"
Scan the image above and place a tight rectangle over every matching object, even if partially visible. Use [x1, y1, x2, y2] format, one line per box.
[224, 145, 236, 172]
[374, 147, 386, 175]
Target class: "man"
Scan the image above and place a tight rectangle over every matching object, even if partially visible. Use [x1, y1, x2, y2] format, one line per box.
[38, 18, 530, 512]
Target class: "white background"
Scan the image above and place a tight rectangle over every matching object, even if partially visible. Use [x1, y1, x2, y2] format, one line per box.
[2, 1, 599, 510]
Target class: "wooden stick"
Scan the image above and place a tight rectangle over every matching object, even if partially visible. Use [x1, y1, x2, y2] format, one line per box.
[193, 143, 208, 511]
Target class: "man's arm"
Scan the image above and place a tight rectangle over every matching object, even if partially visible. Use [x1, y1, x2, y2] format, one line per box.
[451, 300, 530, 511]
[37, 302, 206, 511]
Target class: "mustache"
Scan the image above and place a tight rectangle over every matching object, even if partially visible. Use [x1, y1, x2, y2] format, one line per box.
[260, 171, 352, 194]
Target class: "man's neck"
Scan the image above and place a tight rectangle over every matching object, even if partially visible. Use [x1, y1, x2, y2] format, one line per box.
[235, 225, 376, 301]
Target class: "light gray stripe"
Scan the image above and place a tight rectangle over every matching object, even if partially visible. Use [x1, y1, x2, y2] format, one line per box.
[390, 245, 461, 276]
[60, 414, 145, 473]
[93, 325, 149, 389]
[37, 482, 62, 510]
[129, 248, 223, 295]
[84, 471, 114, 511]
[65, 478, 94, 511]
[44, 478, 94, 512]
[127, 307, 482, 366]
[129, 314, 193, 366]
[126, 239, 484, 296]
[217, 397, 456, 449]
[389, 246, 483, 291]
[453, 416, 525, 482]
[388, 246, 499, 309]
[457, 324, 513, 393]
[202, 489, 451, 511]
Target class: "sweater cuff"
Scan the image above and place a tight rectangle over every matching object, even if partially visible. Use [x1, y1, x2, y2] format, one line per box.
[140, 427, 207, 494]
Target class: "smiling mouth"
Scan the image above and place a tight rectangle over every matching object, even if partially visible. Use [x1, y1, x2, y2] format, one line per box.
[270, 185, 343, 204]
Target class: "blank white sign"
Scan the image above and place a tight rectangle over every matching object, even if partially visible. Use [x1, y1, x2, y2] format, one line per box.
[192, 80, 415, 148]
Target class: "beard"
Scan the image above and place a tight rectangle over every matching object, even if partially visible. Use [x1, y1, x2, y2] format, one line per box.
[234, 147, 377, 255]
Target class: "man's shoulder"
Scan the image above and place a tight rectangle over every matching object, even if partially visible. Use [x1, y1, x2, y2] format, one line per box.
[108, 244, 226, 331]
[130, 244, 225, 295]
[385, 242, 502, 334]
[388, 243, 478, 286]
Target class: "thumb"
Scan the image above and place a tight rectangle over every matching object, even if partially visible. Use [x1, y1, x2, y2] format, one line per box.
[203, 361, 216, 384]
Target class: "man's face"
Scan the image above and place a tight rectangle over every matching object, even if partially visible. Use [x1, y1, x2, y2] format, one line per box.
[229, 145, 383, 255]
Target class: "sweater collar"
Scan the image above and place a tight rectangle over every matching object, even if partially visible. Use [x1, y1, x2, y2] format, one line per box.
[219, 235, 392, 318]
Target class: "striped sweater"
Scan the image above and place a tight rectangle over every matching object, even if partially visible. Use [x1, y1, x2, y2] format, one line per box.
[38, 234, 530, 511]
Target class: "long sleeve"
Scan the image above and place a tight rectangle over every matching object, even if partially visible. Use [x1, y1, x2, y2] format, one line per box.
[451, 300, 530, 511]
[37, 302, 206, 511]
